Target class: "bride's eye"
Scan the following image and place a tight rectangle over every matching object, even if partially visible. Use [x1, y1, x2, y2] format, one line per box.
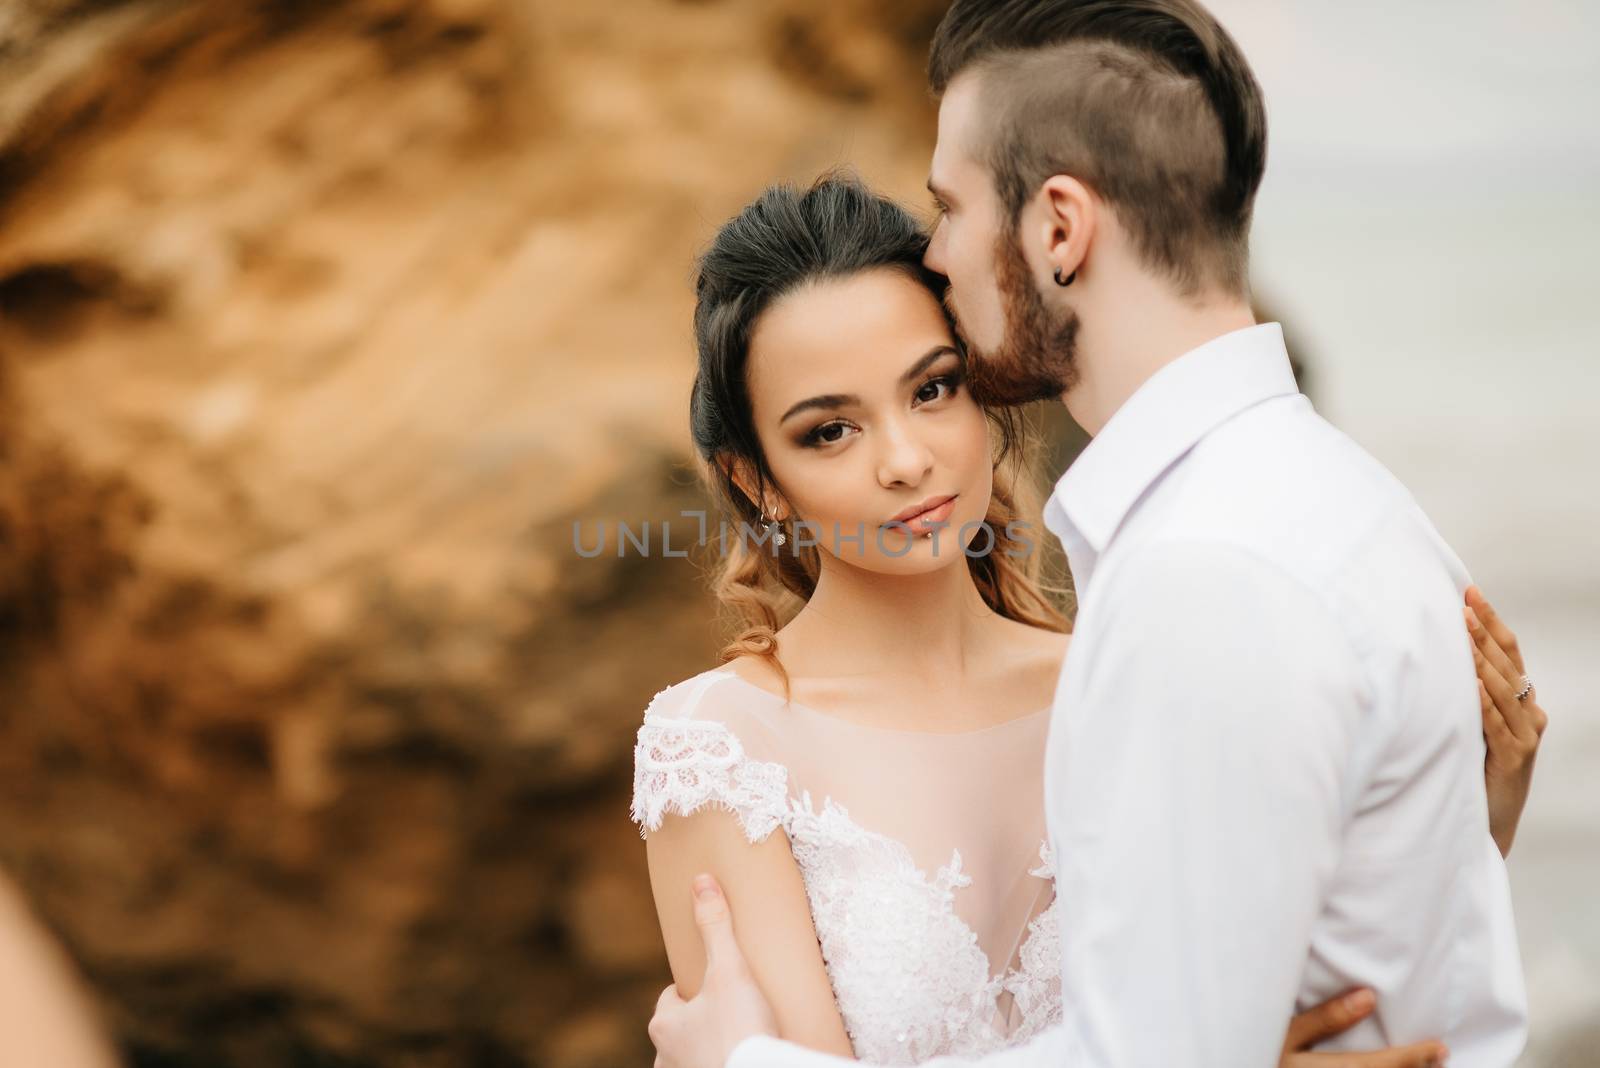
[914, 373, 962, 406]
[801, 419, 858, 448]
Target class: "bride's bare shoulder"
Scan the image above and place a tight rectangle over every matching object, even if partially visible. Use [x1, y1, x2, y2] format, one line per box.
[643, 662, 748, 720]
[719, 653, 788, 693]
[643, 655, 797, 716]
[999, 616, 1072, 662]
[1035, 624, 1072, 657]
[989, 618, 1071, 707]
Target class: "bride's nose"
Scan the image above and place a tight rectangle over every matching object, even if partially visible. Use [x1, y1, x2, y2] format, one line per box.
[876, 416, 935, 488]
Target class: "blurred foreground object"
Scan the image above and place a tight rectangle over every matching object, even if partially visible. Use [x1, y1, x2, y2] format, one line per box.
[0, 0, 952, 1064]
[0, 874, 118, 1068]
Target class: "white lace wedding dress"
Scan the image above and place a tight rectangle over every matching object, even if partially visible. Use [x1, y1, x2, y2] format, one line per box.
[630, 667, 1062, 1064]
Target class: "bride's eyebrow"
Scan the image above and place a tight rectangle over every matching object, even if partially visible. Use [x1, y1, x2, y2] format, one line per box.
[778, 345, 961, 424]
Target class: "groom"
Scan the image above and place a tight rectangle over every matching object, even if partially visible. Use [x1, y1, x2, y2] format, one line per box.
[650, 1, 1528, 1065]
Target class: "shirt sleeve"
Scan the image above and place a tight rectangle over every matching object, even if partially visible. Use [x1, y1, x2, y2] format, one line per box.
[728, 1023, 1071, 1068]
[1052, 538, 1369, 1066]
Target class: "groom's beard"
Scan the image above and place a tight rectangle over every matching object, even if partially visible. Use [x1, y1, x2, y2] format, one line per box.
[958, 228, 1080, 408]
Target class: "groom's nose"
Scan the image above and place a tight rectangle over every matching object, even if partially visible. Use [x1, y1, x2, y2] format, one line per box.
[924, 219, 948, 276]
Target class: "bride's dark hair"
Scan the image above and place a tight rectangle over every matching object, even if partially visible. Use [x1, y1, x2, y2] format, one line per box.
[689, 173, 1068, 697]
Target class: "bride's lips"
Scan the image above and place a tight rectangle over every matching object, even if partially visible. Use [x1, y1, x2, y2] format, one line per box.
[883, 494, 958, 536]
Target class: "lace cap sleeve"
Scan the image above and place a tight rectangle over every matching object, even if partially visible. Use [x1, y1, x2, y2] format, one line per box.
[629, 676, 790, 844]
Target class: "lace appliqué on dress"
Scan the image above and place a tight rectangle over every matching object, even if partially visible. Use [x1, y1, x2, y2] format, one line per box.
[783, 791, 1063, 1064]
[630, 714, 789, 843]
[999, 841, 1062, 1046]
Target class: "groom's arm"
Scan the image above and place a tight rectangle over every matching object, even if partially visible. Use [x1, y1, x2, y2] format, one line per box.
[1054, 539, 1367, 1066]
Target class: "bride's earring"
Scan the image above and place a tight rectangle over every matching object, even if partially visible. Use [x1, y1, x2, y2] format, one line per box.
[762, 510, 787, 547]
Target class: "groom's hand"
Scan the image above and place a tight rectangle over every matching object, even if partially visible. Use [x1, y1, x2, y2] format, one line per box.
[1280, 988, 1448, 1068]
[648, 873, 777, 1068]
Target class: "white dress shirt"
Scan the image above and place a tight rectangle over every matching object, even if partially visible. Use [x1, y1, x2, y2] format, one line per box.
[727, 323, 1528, 1068]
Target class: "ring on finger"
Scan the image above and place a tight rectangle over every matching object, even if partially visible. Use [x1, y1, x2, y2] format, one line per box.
[1515, 674, 1534, 702]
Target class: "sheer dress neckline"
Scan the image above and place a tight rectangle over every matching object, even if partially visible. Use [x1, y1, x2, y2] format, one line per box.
[709, 669, 1052, 737]
[632, 670, 1062, 1060]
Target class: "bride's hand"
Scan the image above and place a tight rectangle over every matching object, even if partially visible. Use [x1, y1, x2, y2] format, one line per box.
[1281, 989, 1447, 1067]
[1465, 585, 1548, 857]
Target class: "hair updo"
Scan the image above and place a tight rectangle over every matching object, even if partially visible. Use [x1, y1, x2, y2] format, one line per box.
[688, 173, 1067, 696]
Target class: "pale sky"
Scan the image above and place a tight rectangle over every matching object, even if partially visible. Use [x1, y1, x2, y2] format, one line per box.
[1208, 0, 1600, 181]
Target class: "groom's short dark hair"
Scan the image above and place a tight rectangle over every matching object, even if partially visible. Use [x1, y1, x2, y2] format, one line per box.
[928, 0, 1266, 297]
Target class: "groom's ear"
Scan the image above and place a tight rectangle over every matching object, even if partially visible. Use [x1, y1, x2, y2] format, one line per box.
[1036, 175, 1097, 281]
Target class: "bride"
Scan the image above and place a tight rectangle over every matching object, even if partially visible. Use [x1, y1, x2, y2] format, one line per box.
[629, 175, 1545, 1065]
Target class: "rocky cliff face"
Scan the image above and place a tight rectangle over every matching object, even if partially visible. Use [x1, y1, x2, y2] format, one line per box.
[0, 1, 952, 1064]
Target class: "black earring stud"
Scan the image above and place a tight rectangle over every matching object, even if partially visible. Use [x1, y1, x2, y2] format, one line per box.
[1053, 266, 1076, 287]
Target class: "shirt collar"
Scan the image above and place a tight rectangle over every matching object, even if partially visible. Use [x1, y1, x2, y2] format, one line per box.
[1043, 322, 1300, 554]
